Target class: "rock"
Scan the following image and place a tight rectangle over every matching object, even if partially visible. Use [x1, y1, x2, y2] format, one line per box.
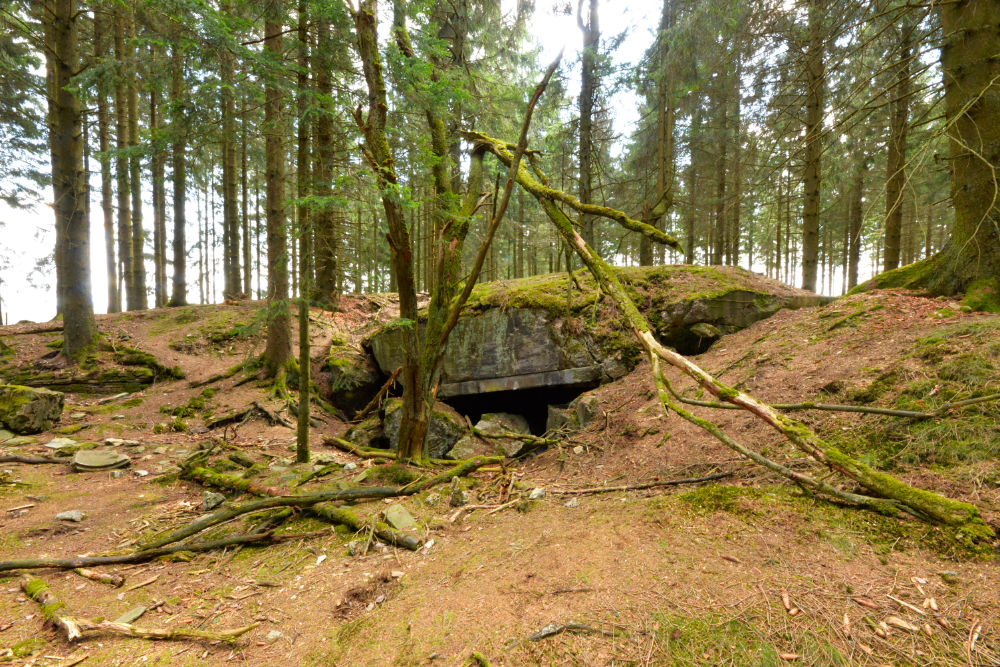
[528, 487, 546, 500]
[202, 491, 226, 511]
[312, 452, 339, 466]
[343, 462, 358, 471]
[346, 540, 366, 556]
[97, 392, 129, 405]
[424, 492, 441, 506]
[384, 503, 417, 532]
[446, 435, 495, 461]
[449, 477, 468, 507]
[0, 385, 64, 434]
[382, 398, 465, 460]
[265, 630, 283, 644]
[569, 393, 599, 428]
[134, 469, 149, 477]
[55, 509, 85, 522]
[44, 437, 77, 451]
[473, 412, 530, 457]
[68, 412, 87, 419]
[343, 415, 384, 449]
[564, 497, 579, 508]
[0, 428, 14, 442]
[689, 322, 723, 339]
[323, 343, 384, 415]
[546, 405, 576, 433]
[3, 436, 35, 447]
[110, 470, 127, 479]
[572, 445, 584, 455]
[72, 449, 131, 472]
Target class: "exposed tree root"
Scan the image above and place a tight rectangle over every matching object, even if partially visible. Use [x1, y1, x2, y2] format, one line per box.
[549, 472, 732, 495]
[474, 132, 994, 543]
[470, 427, 559, 455]
[20, 575, 257, 643]
[188, 362, 243, 388]
[205, 401, 292, 429]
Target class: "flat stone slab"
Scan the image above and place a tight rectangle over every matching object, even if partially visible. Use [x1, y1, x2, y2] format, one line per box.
[72, 448, 131, 472]
[437, 366, 601, 398]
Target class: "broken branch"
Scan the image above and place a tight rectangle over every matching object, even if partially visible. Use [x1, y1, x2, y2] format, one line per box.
[549, 472, 732, 495]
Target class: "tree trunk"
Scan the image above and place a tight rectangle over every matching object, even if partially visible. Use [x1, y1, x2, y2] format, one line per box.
[241, 98, 251, 297]
[883, 19, 913, 272]
[150, 51, 167, 308]
[126, 6, 146, 310]
[800, 0, 824, 291]
[112, 7, 133, 308]
[221, 0, 240, 300]
[94, 9, 119, 313]
[169, 45, 187, 306]
[847, 153, 864, 290]
[263, 5, 292, 376]
[578, 0, 599, 248]
[312, 11, 339, 309]
[44, 0, 97, 358]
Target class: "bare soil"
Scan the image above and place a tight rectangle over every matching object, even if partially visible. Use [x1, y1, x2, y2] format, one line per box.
[0, 290, 997, 666]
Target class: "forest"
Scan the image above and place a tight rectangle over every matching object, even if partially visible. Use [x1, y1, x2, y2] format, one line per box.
[0, 0, 998, 664]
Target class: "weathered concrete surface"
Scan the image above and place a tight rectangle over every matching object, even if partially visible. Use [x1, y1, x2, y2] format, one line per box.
[321, 341, 383, 415]
[368, 266, 826, 397]
[382, 398, 466, 460]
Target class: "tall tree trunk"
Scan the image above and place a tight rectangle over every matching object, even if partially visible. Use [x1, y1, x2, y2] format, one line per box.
[113, 7, 134, 307]
[94, 9, 119, 313]
[312, 10, 338, 308]
[263, 5, 292, 376]
[712, 85, 728, 265]
[126, 6, 147, 310]
[44, 0, 97, 358]
[241, 99, 251, 296]
[150, 53, 167, 308]
[221, 0, 240, 300]
[883, 19, 913, 272]
[578, 0, 599, 248]
[847, 153, 865, 290]
[169, 45, 187, 306]
[800, 0, 824, 291]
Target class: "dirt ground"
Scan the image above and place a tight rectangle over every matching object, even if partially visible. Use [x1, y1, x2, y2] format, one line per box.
[0, 290, 997, 666]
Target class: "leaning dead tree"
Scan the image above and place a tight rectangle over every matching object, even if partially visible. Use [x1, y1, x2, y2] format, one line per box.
[467, 131, 993, 542]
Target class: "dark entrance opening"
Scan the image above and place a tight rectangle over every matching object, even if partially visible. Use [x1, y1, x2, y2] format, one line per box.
[443, 385, 590, 435]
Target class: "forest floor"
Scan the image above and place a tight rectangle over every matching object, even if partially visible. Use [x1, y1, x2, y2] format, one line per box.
[0, 288, 997, 666]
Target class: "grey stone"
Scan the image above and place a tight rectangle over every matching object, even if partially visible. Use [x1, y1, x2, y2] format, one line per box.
[343, 462, 358, 471]
[55, 509, 85, 522]
[384, 503, 417, 532]
[469, 412, 531, 457]
[572, 445, 584, 455]
[689, 322, 723, 339]
[0, 385, 64, 434]
[570, 393, 599, 428]
[202, 491, 226, 511]
[68, 412, 87, 420]
[97, 392, 129, 405]
[546, 405, 577, 433]
[528, 487, 546, 500]
[110, 470, 127, 479]
[424, 492, 441, 506]
[72, 449, 130, 472]
[44, 437, 77, 450]
[383, 398, 465, 460]
[343, 416, 383, 449]
[0, 428, 14, 442]
[449, 477, 468, 507]
[265, 630, 283, 644]
[3, 436, 35, 447]
[564, 497, 579, 508]
[446, 435, 496, 461]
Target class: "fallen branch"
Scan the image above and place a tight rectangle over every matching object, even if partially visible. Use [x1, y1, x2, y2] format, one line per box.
[72, 568, 124, 587]
[324, 436, 396, 462]
[549, 472, 732, 495]
[476, 133, 993, 541]
[353, 366, 401, 421]
[21, 574, 256, 643]
[205, 401, 292, 430]
[188, 362, 243, 389]
[506, 622, 615, 649]
[0, 455, 64, 465]
[471, 428, 559, 455]
[672, 391, 1000, 419]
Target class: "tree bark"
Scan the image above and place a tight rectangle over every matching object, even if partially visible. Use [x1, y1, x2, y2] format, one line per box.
[800, 0, 824, 291]
[150, 48, 167, 308]
[263, 3, 292, 376]
[126, 6, 146, 310]
[847, 151, 865, 290]
[94, 8, 119, 313]
[44, 0, 97, 358]
[112, 7, 133, 308]
[169, 45, 187, 306]
[221, 0, 240, 300]
[883, 19, 913, 272]
[578, 0, 599, 248]
[312, 12, 339, 309]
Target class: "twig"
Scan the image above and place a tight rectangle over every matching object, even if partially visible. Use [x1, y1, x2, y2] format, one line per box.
[549, 472, 732, 495]
[507, 622, 615, 649]
[0, 455, 64, 465]
[352, 366, 401, 421]
[72, 568, 124, 587]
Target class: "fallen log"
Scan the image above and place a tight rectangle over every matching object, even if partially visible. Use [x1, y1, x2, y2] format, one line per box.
[72, 567, 124, 587]
[0, 455, 64, 465]
[20, 575, 257, 643]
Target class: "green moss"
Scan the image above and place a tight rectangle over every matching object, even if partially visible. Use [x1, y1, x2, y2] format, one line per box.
[112, 345, 185, 380]
[45, 338, 64, 349]
[961, 277, 1000, 313]
[368, 463, 420, 485]
[677, 485, 762, 517]
[850, 258, 936, 294]
[11, 638, 44, 657]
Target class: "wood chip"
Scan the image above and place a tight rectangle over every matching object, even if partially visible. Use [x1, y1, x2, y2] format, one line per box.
[858, 643, 873, 656]
[852, 596, 879, 610]
[885, 616, 919, 632]
[721, 555, 741, 564]
[928, 597, 938, 612]
[921, 623, 933, 638]
[780, 589, 792, 612]
[778, 652, 800, 661]
[887, 594, 926, 616]
[842, 613, 850, 637]
[936, 617, 952, 631]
